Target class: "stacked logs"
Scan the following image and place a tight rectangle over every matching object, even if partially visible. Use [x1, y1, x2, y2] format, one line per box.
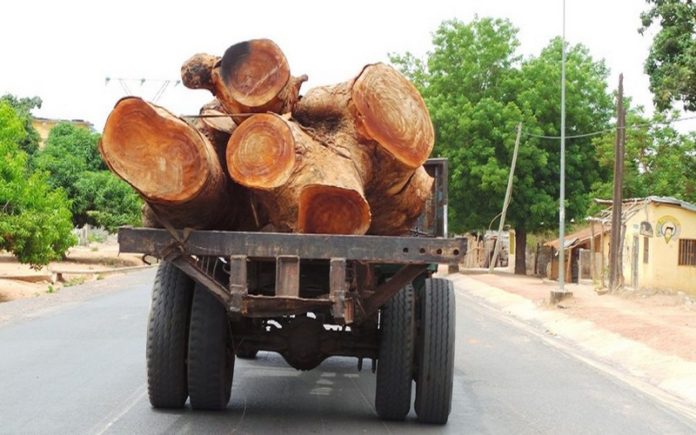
[100, 39, 434, 236]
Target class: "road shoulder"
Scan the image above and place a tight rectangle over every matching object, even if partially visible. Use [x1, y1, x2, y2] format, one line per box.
[0, 268, 156, 327]
[448, 271, 696, 412]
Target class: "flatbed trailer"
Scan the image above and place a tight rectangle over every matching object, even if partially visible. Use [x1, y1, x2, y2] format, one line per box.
[118, 158, 465, 424]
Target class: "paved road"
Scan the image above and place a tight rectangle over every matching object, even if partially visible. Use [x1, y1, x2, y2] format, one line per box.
[0, 269, 694, 434]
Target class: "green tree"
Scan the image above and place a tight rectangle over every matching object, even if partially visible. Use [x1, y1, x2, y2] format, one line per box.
[74, 171, 142, 232]
[0, 94, 42, 156]
[391, 18, 613, 273]
[511, 38, 614, 265]
[640, 0, 696, 111]
[0, 101, 76, 267]
[591, 107, 696, 205]
[33, 122, 141, 228]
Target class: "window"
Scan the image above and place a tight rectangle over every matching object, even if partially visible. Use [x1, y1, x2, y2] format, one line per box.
[678, 239, 696, 266]
[643, 237, 649, 264]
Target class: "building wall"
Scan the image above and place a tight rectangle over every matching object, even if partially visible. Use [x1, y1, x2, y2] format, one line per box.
[31, 118, 93, 148]
[620, 203, 696, 294]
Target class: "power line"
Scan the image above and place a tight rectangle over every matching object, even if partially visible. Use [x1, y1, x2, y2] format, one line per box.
[105, 77, 182, 102]
[522, 114, 696, 140]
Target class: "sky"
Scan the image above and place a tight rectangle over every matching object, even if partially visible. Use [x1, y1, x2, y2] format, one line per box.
[2, 0, 691, 133]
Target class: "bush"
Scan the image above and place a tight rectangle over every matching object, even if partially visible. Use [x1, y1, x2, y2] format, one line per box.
[33, 122, 142, 230]
[0, 102, 76, 267]
[75, 171, 142, 232]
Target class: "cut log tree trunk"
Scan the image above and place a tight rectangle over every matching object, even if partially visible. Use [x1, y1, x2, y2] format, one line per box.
[227, 113, 371, 234]
[293, 63, 435, 235]
[102, 41, 436, 236]
[190, 99, 235, 176]
[100, 97, 241, 229]
[181, 39, 307, 121]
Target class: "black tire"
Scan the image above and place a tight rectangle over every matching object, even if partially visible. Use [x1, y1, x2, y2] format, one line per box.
[146, 261, 194, 409]
[375, 284, 415, 421]
[235, 349, 258, 359]
[187, 284, 234, 410]
[415, 278, 456, 424]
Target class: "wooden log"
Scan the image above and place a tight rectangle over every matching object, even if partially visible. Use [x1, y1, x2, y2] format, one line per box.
[226, 113, 371, 234]
[181, 39, 307, 119]
[188, 100, 235, 175]
[366, 166, 433, 235]
[100, 97, 238, 229]
[198, 99, 236, 135]
[293, 63, 435, 235]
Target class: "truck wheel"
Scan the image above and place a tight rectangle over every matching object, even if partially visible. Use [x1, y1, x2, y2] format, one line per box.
[415, 278, 455, 424]
[188, 283, 234, 410]
[375, 284, 415, 421]
[146, 261, 194, 409]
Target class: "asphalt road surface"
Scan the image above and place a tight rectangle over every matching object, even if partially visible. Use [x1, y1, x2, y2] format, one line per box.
[0, 269, 694, 434]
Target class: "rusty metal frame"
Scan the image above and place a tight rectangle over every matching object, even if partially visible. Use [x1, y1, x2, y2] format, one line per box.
[362, 264, 428, 317]
[118, 228, 465, 264]
[119, 227, 461, 322]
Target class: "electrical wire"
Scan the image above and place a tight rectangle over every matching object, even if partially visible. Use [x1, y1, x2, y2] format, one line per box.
[522, 114, 696, 140]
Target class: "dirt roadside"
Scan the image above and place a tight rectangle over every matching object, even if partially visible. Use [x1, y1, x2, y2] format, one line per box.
[0, 240, 147, 303]
[448, 269, 696, 407]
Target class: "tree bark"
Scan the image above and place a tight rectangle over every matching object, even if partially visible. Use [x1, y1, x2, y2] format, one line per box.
[100, 97, 239, 229]
[226, 113, 371, 234]
[293, 63, 435, 235]
[515, 227, 527, 275]
[366, 166, 433, 235]
[181, 39, 307, 120]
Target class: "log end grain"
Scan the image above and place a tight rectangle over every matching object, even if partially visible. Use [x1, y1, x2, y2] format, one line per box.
[352, 63, 434, 168]
[297, 185, 371, 235]
[226, 113, 295, 189]
[220, 39, 290, 109]
[100, 97, 210, 203]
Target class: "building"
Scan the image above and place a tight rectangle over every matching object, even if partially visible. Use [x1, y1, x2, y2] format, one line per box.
[31, 117, 93, 148]
[545, 225, 607, 284]
[545, 197, 696, 295]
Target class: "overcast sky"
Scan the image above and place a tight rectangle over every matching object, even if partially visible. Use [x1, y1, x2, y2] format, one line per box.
[2, 0, 690, 132]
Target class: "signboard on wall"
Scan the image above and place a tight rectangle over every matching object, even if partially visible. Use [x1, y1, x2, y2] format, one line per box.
[656, 215, 681, 243]
[639, 221, 653, 237]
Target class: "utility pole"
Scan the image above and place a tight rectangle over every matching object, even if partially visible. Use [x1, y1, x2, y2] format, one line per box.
[489, 123, 522, 273]
[551, 0, 571, 303]
[608, 74, 625, 292]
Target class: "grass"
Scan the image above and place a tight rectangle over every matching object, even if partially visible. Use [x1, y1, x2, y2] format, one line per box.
[64, 277, 87, 287]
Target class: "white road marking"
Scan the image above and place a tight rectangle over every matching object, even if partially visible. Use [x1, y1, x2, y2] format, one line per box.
[92, 385, 147, 435]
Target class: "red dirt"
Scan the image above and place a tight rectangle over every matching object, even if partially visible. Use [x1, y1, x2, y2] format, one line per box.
[464, 271, 696, 362]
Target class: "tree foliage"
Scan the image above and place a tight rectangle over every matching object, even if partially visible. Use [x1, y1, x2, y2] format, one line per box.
[590, 107, 696, 206]
[391, 18, 613, 236]
[0, 94, 42, 156]
[640, 0, 696, 111]
[74, 171, 142, 232]
[33, 122, 141, 229]
[0, 101, 76, 267]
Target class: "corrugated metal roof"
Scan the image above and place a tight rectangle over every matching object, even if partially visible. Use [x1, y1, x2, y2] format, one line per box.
[545, 196, 695, 250]
[545, 225, 608, 250]
[645, 196, 696, 213]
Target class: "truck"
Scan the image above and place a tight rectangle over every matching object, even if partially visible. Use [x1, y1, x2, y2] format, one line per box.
[117, 158, 466, 424]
